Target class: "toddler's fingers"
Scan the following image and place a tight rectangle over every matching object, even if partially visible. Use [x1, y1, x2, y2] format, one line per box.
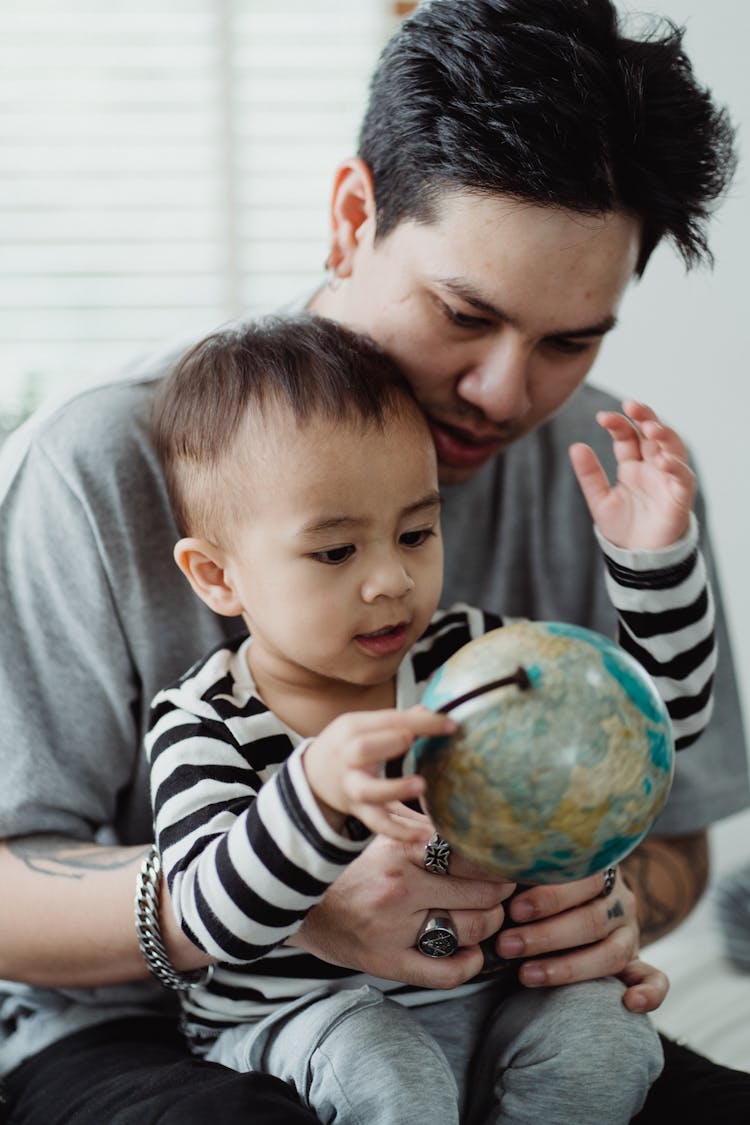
[386, 802, 432, 829]
[595, 410, 644, 462]
[355, 804, 427, 843]
[569, 442, 610, 512]
[660, 449, 694, 482]
[623, 400, 690, 460]
[639, 418, 688, 462]
[345, 724, 444, 769]
[650, 447, 695, 494]
[621, 399, 659, 426]
[345, 771, 425, 808]
[400, 706, 458, 736]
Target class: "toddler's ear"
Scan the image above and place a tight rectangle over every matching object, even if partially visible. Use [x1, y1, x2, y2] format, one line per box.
[173, 538, 243, 617]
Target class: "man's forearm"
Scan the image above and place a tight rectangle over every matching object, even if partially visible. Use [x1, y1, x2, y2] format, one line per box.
[0, 835, 208, 987]
[621, 829, 709, 945]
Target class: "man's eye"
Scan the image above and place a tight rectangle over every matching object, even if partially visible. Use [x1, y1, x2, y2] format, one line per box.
[441, 302, 490, 330]
[547, 336, 593, 356]
[400, 528, 435, 548]
[312, 545, 355, 565]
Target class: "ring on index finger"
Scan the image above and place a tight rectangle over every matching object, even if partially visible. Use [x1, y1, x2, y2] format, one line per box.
[600, 866, 617, 898]
[424, 832, 451, 875]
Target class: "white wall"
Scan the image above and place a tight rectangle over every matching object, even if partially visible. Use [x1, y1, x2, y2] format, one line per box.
[602, 0, 749, 729]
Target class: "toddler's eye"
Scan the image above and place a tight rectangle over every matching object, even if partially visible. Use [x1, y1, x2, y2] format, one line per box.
[400, 529, 434, 548]
[312, 545, 355, 565]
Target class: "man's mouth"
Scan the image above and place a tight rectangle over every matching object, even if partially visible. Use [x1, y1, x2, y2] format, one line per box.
[427, 417, 508, 470]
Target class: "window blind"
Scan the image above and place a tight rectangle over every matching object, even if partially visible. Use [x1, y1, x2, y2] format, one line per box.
[0, 0, 391, 426]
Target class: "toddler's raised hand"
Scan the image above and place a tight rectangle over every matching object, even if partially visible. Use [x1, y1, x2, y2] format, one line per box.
[302, 706, 456, 842]
[569, 400, 695, 550]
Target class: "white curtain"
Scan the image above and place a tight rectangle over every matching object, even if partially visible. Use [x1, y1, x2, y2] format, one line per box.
[0, 0, 389, 420]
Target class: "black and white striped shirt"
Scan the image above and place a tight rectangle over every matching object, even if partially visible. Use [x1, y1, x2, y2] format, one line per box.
[146, 522, 715, 1040]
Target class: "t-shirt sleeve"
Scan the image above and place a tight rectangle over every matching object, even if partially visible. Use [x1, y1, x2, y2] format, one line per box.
[0, 441, 139, 839]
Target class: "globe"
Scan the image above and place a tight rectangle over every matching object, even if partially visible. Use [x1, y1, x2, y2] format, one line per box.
[408, 621, 675, 883]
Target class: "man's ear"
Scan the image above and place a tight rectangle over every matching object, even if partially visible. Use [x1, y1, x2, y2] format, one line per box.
[326, 157, 377, 278]
[173, 538, 243, 617]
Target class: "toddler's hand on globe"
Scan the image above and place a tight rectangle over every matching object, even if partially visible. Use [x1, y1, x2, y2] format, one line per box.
[569, 400, 695, 551]
[302, 706, 456, 842]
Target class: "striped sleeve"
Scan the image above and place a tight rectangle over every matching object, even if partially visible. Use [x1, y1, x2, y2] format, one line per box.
[145, 660, 368, 965]
[410, 603, 504, 688]
[596, 514, 716, 750]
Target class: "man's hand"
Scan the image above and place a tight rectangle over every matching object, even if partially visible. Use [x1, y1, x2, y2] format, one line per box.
[294, 820, 703, 1013]
[496, 867, 669, 1012]
[292, 809, 516, 989]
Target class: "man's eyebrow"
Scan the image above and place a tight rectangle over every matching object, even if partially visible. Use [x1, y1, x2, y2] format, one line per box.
[437, 278, 618, 338]
[298, 492, 442, 538]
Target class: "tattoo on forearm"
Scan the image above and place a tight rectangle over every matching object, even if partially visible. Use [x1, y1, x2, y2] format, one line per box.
[7, 834, 142, 879]
[622, 833, 709, 944]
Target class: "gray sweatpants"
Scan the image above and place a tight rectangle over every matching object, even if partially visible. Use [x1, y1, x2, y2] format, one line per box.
[204, 976, 663, 1124]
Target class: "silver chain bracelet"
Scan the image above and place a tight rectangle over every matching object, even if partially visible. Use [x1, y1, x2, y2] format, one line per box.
[134, 843, 213, 991]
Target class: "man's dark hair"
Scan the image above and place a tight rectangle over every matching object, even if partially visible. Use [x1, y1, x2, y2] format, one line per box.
[359, 0, 737, 274]
[153, 315, 421, 539]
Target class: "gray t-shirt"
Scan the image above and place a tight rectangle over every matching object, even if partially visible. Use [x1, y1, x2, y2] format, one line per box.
[0, 344, 747, 1074]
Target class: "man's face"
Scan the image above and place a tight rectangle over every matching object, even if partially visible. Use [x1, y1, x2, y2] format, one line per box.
[318, 191, 641, 484]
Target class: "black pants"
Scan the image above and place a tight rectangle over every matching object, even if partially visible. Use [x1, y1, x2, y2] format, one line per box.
[1, 1018, 317, 1124]
[2, 1019, 749, 1123]
[633, 1033, 750, 1124]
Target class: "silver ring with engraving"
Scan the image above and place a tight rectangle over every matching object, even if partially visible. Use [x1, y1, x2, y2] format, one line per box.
[600, 866, 617, 898]
[424, 832, 452, 876]
[416, 914, 459, 958]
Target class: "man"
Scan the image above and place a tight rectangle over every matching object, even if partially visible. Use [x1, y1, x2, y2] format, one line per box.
[0, 2, 747, 1122]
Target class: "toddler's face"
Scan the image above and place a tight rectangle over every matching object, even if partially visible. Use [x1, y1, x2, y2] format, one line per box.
[224, 405, 443, 697]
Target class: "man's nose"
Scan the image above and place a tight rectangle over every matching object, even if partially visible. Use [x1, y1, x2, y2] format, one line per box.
[361, 553, 414, 602]
[456, 336, 532, 422]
